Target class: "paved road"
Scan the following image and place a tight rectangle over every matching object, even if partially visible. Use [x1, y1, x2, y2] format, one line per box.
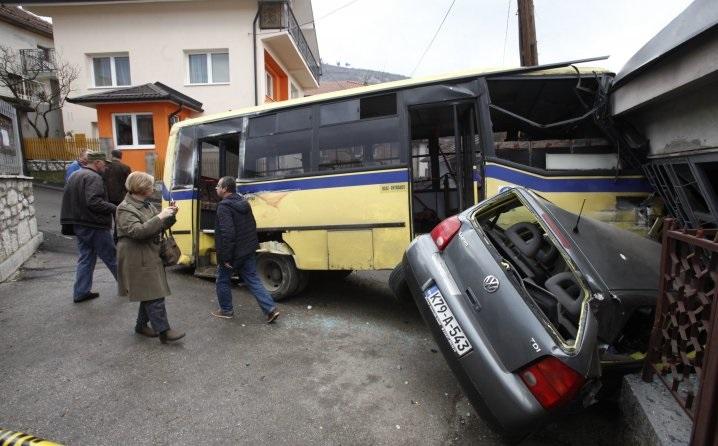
[0, 186, 620, 445]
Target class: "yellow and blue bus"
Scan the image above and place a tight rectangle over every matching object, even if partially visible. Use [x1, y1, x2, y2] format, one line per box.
[163, 59, 653, 299]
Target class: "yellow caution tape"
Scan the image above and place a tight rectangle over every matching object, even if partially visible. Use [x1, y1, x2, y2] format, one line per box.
[0, 429, 62, 446]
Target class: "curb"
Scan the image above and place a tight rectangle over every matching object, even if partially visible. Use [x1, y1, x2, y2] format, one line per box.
[620, 374, 691, 445]
[32, 182, 65, 192]
[0, 233, 44, 283]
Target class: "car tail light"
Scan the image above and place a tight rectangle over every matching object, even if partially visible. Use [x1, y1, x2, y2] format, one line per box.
[519, 356, 584, 410]
[430, 216, 461, 251]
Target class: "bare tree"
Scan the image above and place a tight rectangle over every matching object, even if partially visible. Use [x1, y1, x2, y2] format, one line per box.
[0, 45, 78, 138]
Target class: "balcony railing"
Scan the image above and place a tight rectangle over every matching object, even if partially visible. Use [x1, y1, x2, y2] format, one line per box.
[16, 78, 45, 102]
[20, 48, 56, 74]
[258, 1, 321, 83]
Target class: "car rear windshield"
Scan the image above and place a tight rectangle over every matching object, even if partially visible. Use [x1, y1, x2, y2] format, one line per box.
[474, 195, 587, 346]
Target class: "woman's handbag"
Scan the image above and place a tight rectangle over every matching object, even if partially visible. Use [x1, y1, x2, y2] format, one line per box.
[159, 229, 181, 266]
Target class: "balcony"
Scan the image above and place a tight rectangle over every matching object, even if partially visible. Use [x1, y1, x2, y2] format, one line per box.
[258, 1, 321, 88]
[19, 48, 56, 75]
[16, 78, 45, 103]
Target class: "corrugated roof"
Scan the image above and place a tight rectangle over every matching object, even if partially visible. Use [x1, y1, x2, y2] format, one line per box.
[68, 82, 203, 111]
[0, 6, 52, 38]
[614, 0, 718, 86]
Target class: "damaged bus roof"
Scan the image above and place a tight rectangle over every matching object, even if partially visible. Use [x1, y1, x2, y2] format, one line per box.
[174, 56, 612, 129]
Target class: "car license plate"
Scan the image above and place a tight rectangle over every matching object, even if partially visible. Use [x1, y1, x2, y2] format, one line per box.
[424, 285, 473, 357]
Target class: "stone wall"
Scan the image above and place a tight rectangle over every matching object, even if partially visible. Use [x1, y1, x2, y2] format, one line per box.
[25, 159, 73, 172]
[0, 175, 43, 282]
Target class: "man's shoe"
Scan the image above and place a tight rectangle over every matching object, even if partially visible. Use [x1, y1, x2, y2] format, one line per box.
[73, 292, 100, 303]
[134, 325, 158, 338]
[159, 329, 185, 344]
[267, 309, 280, 324]
[211, 309, 234, 319]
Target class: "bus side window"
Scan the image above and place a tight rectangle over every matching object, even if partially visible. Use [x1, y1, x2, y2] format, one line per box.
[317, 116, 401, 171]
[173, 126, 196, 189]
[242, 109, 312, 179]
[243, 130, 311, 179]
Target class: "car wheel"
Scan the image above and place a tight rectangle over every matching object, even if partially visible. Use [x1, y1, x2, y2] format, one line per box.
[256, 253, 300, 301]
[389, 263, 413, 303]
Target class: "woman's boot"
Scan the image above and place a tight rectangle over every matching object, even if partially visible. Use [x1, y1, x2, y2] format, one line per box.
[159, 329, 185, 344]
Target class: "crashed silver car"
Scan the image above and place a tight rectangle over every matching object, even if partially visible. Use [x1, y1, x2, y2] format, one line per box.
[393, 187, 660, 440]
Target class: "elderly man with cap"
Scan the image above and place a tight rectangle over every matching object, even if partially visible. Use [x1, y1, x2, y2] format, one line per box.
[61, 151, 118, 303]
[64, 149, 90, 182]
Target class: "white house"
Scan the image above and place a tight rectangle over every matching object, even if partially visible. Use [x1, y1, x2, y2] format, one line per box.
[22, 0, 321, 137]
[0, 5, 63, 138]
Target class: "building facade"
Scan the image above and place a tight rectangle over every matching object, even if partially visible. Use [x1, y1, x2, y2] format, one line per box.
[0, 5, 63, 139]
[24, 0, 321, 138]
[611, 0, 718, 228]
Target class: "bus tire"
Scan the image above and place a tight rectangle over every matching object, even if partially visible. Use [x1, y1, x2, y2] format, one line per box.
[257, 253, 300, 301]
[389, 263, 413, 303]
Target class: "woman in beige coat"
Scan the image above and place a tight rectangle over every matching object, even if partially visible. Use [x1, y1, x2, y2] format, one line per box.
[116, 171, 185, 344]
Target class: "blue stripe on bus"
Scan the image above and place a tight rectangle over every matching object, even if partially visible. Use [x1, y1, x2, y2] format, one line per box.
[484, 164, 653, 193]
[237, 170, 410, 194]
[159, 170, 410, 200]
[161, 184, 195, 201]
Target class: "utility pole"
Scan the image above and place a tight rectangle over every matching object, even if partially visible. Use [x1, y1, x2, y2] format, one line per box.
[517, 0, 538, 66]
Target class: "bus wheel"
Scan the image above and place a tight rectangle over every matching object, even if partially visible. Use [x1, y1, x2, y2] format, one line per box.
[257, 253, 299, 301]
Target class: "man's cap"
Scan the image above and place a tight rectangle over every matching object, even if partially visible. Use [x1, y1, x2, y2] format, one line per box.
[86, 151, 110, 162]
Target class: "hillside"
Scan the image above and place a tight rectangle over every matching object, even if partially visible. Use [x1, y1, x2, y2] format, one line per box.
[319, 63, 407, 85]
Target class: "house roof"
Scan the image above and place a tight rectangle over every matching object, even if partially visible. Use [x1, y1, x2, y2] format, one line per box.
[68, 82, 204, 112]
[614, 0, 718, 87]
[0, 5, 53, 38]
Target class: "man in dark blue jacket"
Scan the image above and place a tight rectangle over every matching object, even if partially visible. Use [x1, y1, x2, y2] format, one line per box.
[60, 151, 117, 302]
[211, 176, 279, 323]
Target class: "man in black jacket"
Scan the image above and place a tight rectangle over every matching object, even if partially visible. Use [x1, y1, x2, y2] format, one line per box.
[211, 176, 279, 323]
[60, 151, 118, 303]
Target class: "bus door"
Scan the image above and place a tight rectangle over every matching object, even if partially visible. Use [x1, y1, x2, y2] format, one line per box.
[195, 131, 240, 274]
[408, 101, 478, 235]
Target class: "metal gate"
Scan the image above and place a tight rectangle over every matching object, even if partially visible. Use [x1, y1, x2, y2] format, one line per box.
[642, 219, 718, 446]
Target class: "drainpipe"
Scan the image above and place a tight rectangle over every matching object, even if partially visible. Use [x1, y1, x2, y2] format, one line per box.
[168, 104, 183, 130]
[253, 8, 260, 106]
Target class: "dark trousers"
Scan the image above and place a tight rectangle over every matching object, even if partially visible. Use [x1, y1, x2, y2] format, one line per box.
[136, 298, 170, 333]
[73, 225, 117, 300]
[216, 254, 277, 315]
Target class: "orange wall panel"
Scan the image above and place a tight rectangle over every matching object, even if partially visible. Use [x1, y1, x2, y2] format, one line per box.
[264, 51, 288, 102]
[96, 102, 198, 175]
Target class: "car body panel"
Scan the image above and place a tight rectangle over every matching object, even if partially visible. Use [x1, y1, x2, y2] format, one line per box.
[401, 186, 658, 438]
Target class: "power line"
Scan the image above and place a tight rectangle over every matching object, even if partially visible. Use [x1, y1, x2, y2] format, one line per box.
[313, 0, 362, 24]
[502, 0, 512, 66]
[410, 0, 457, 77]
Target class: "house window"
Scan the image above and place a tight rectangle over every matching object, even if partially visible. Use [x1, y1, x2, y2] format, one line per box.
[187, 51, 229, 84]
[290, 82, 299, 99]
[113, 113, 154, 148]
[91, 54, 131, 87]
[265, 72, 274, 99]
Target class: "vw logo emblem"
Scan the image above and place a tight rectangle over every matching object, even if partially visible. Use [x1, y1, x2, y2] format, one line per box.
[483, 275, 499, 293]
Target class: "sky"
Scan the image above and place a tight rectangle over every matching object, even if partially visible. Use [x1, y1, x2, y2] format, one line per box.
[311, 0, 694, 78]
